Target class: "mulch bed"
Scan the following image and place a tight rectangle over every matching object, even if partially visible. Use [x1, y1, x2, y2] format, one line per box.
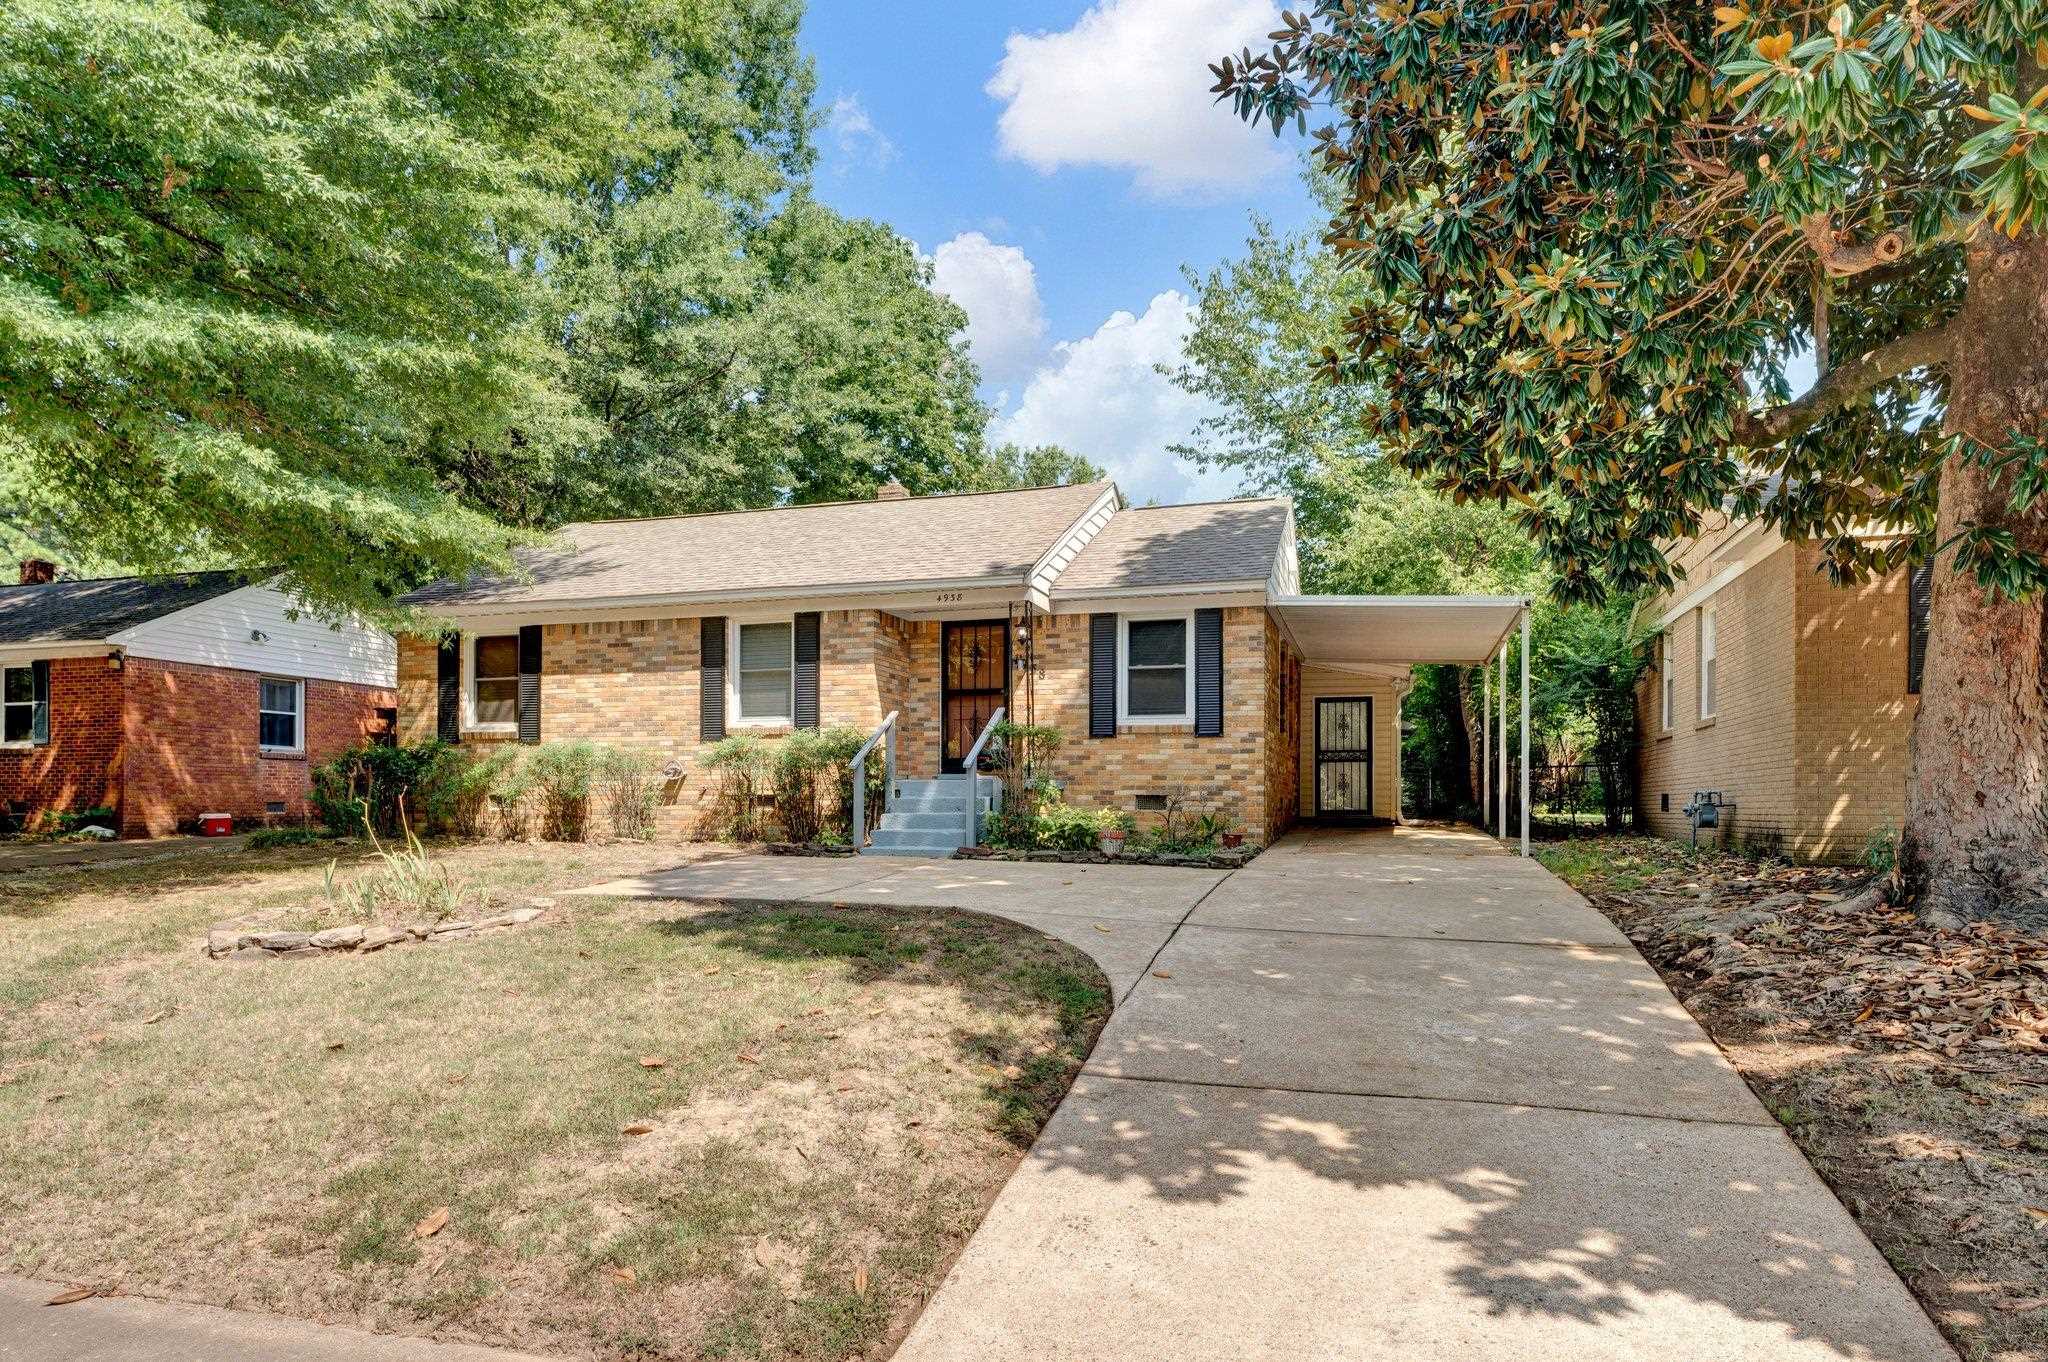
[1545, 839, 2048, 1362]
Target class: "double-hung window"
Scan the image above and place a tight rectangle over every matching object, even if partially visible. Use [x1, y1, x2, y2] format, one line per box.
[259, 677, 303, 752]
[733, 619, 794, 725]
[1697, 606, 1718, 720]
[1, 665, 33, 744]
[1120, 614, 1192, 724]
[471, 635, 519, 729]
[1659, 633, 1675, 732]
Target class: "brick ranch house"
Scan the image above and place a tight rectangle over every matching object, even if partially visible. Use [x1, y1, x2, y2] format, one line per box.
[1634, 507, 1930, 862]
[399, 481, 1534, 854]
[0, 563, 398, 838]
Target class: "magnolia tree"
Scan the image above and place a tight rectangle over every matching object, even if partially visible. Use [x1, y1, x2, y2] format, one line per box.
[1214, 0, 2048, 921]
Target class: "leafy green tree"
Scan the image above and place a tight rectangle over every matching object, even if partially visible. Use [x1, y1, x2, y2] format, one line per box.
[1215, 2, 2048, 918]
[1, 0, 615, 615]
[965, 443, 1105, 490]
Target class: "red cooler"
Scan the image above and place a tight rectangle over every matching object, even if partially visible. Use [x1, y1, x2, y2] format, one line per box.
[198, 813, 234, 837]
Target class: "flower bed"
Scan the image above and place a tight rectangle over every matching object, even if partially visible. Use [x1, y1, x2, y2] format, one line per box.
[205, 902, 551, 960]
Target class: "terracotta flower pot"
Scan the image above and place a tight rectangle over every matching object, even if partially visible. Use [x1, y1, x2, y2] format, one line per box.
[1099, 832, 1126, 856]
[1221, 832, 1244, 849]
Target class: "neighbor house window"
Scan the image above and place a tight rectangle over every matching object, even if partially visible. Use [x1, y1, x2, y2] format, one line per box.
[733, 619, 794, 724]
[1, 665, 33, 744]
[1698, 606, 1718, 720]
[259, 677, 303, 751]
[1120, 613, 1192, 723]
[1659, 633, 1675, 732]
[470, 634, 518, 729]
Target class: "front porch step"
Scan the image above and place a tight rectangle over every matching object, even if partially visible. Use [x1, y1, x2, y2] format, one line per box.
[867, 826, 972, 853]
[861, 775, 1002, 856]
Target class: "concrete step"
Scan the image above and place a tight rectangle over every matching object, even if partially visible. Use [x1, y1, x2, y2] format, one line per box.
[878, 810, 975, 832]
[867, 827, 968, 853]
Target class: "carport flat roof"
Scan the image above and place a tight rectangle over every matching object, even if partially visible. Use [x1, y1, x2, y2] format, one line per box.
[1272, 594, 1529, 666]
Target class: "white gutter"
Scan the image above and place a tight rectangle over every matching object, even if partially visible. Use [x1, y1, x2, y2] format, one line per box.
[413, 573, 1031, 623]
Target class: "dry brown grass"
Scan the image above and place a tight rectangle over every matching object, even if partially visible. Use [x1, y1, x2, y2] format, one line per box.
[0, 840, 1108, 1360]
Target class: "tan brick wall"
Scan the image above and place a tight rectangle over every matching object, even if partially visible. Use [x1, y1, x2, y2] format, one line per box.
[1298, 667, 1401, 819]
[399, 603, 1287, 844]
[1791, 543, 1913, 860]
[1031, 607, 1270, 841]
[1637, 530, 1915, 862]
[1263, 612, 1302, 840]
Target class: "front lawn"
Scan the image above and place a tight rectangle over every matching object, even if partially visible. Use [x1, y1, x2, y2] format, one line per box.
[0, 840, 1108, 1360]
[1540, 836, 2048, 1362]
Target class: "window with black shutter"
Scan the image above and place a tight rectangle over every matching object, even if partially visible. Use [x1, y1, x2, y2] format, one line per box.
[1907, 562, 1933, 695]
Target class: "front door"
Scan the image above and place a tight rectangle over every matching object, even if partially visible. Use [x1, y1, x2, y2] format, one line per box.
[1314, 696, 1374, 816]
[941, 620, 1009, 774]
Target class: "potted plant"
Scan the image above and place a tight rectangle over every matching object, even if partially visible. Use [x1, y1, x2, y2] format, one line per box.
[1221, 828, 1245, 849]
[1098, 826, 1126, 856]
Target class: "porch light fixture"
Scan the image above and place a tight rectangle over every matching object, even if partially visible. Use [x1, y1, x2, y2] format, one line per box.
[106, 651, 123, 672]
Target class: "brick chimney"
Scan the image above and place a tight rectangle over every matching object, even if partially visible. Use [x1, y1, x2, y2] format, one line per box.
[18, 559, 55, 585]
[874, 480, 911, 501]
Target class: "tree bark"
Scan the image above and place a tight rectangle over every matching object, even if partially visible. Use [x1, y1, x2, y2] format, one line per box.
[1902, 228, 2048, 926]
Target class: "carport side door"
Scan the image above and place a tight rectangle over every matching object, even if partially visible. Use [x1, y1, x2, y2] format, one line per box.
[1313, 696, 1374, 817]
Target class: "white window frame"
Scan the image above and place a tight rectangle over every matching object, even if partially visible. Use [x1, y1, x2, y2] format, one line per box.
[1116, 610, 1195, 727]
[726, 614, 796, 729]
[1659, 632, 1675, 732]
[0, 663, 35, 749]
[258, 676, 304, 754]
[1697, 606, 1718, 721]
[464, 632, 519, 734]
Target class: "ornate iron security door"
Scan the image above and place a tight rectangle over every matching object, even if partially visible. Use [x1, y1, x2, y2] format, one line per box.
[941, 620, 1009, 774]
[1314, 696, 1375, 816]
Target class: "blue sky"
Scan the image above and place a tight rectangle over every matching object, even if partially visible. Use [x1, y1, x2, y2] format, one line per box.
[800, 0, 1318, 504]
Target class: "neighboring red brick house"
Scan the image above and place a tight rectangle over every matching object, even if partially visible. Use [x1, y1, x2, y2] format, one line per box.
[398, 482, 1533, 854]
[0, 563, 397, 837]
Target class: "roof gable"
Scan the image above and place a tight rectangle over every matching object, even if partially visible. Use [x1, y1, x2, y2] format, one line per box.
[1053, 498, 1292, 594]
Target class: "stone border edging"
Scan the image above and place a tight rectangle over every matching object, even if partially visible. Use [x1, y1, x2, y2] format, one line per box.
[955, 845, 1260, 871]
[205, 901, 553, 961]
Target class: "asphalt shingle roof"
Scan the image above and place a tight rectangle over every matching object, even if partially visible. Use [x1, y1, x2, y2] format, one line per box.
[0, 571, 250, 645]
[404, 482, 1116, 609]
[1054, 498, 1290, 593]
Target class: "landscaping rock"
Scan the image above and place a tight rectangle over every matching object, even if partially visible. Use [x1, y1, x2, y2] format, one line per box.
[275, 946, 325, 960]
[225, 946, 272, 963]
[499, 907, 544, 925]
[311, 925, 366, 950]
[254, 931, 312, 951]
[430, 920, 475, 936]
[359, 926, 406, 952]
[205, 929, 244, 957]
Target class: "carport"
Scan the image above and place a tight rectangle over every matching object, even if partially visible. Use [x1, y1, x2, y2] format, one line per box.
[1270, 595, 1533, 853]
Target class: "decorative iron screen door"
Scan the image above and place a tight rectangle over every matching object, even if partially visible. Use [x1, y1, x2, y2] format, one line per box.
[941, 620, 1009, 774]
[1314, 696, 1374, 816]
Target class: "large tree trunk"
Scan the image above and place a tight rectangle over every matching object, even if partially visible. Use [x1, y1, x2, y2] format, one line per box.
[1902, 228, 2048, 926]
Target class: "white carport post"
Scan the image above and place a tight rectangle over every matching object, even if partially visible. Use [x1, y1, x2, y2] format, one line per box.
[1496, 639, 1508, 840]
[1480, 665, 1491, 832]
[1519, 606, 1531, 856]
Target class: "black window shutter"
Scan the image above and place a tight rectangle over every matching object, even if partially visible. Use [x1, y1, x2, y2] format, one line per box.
[1907, 562, 1933, 695]
[516, 625, 542, 744]
[30, 659, 50, 746]
[1088, 613, 1117, 738]
[793, 612, 821, 729]
[1194, 608, 1224, 736]
[700, 616, 727, 741]
[435, 635, 460, 743]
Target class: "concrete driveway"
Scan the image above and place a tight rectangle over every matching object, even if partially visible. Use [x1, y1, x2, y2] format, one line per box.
[581, 827, 1956, 1362]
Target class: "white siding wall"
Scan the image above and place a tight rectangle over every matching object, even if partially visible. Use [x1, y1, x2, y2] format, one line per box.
[113, 583, 396, 687]
[1298, 667, 1403, 819]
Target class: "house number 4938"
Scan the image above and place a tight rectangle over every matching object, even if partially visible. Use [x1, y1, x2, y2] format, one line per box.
[934, 592, 965, 604]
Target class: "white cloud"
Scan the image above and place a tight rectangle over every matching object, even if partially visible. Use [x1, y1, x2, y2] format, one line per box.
[927, 232, 1048, 386]
[986, 0, 1292, 200]
[992, 291, 1240, 505]
[824, 94, 896, 173]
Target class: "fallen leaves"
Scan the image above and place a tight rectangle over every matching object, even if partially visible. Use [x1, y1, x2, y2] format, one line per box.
[638, 1056, 665, 1069]
[1151, 970, 1173, 979]
[621, 1122, 655, 1137]
[44, 1286, 96, 1306]
[610, 1265, 636, 1286]
[412, 1206, 449, 1240]
[853, 1264, 870, 1298]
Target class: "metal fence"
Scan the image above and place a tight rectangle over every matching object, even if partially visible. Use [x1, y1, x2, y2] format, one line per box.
[1513, 761, 1635, 832]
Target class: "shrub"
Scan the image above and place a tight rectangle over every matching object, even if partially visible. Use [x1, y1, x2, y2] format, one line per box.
[524, 741, 601, 840]
[701, 734, 770, 840]
[1863, 823, 1899, 877]
[983, 796, 1131, 852]
[597, 747, 661, 840]
[322, 815, 463, 923]
[248, 826, 323, 850]
[769, 729, 831, 843]
[814, 725, 884, 841]
[311, 743, 450, 837]
[417, 744, 521, 838]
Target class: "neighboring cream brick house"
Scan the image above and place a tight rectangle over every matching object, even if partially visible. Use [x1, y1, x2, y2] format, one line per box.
[1635, 510, 1929, 862]
[400, 482, 1532, 854]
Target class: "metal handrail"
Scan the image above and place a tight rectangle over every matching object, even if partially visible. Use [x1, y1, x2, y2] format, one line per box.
[849, 710, 898, 851]
[959, 706, 1005, 849]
